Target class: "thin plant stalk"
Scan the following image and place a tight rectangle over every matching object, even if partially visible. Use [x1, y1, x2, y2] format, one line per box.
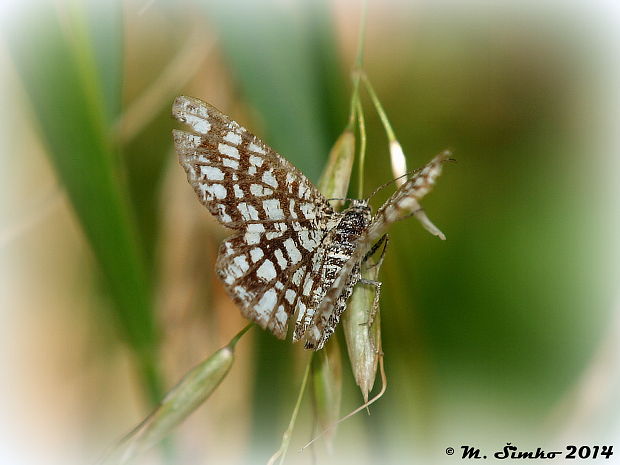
[267, 356, 313, 465]
[355, 97, 367, 199]
[361, 73, 397, 143]
[301, 354, 387, 452]
[346, 0, 368, 129]
[361, 73, 410, 185]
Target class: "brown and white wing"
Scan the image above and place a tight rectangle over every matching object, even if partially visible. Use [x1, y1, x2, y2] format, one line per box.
[215, 228, 326, 338]
[172, 96, 333, 338]
[172, 96, 332, 232]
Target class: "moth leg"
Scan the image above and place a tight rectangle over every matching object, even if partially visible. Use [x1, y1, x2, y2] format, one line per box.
[362, 234, 390, 271]
[358, 278, 382, 328]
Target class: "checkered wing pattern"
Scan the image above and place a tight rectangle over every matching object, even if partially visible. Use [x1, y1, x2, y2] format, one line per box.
[172, 96, 334, 338]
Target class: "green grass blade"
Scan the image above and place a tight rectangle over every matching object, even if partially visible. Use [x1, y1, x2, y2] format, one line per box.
[83, 0, 124, 123]
[317, 128, 356, 205]
[4, 2, 162, 402]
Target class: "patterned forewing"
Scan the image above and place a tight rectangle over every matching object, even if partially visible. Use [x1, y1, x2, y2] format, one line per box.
[172, 96, 334, 338]
[173, 96, 332, 232]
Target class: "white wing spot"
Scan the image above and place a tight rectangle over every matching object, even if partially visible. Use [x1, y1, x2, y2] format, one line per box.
[224, 131, 242, 145]
[244, 232, 261, 245]
[285, 289, 296, 304]
[223, 255, 249, 283]
[248, 166, 257, 175]
[274, 249, 287, 269]
[262, 198, 285, 220]
[248, 142, 266, 154]
[303, 277, 314, 296]
[247, 223, 266, 232]
[218, 143, 240, 159]
[233, 184, 244, 199]
[200, 166, 224, 181]
[249, 155, 264, 167]
[295, 301, 307, 324]
[256, 259, 277, 282]
[250, 184, 273, 197]
[283, 238, 302, 264]
[217, 204, 232, 223]
[300, 203, 315, 219]
[184, 115, 210, 134]
[298, 183, 309, 199]
[250, 248, 264, 263]
[233, 255, 250, 274]
[262, 170, 278, 188]
[285, 172, 296, 186]
[223, 242, 235, 256]
[273, 222, 288, 232]
[237, 202, 259, 221]
[255, 289, 277, 322]
[275, 305, 287, 324]
[292, 267, 305, 286]
[298, 230, 319, 251]
[203, 184, 227, 200]
[288, 199, 298, 219]
[222, 158, 239, 169]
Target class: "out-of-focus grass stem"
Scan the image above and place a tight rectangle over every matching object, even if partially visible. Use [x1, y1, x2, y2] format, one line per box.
[356, 98, 367, 199]
[301, 355, 387, 452]
[361, 73, 396, 143]
[362, 73, 409, 184]
[346, 0, 367, 130]
[267, 355, 313, 465]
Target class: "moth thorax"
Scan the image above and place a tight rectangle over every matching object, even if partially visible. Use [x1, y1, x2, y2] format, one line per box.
[337, 200, 372, 238]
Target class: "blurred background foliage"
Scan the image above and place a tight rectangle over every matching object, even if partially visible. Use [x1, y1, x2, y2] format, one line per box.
[0, 0, 618, 464]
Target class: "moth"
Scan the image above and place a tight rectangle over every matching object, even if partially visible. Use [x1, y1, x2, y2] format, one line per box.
[172, 96, 449, 350]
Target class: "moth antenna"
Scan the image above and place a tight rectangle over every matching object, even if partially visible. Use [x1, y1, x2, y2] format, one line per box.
[326, 197, 356, 204]
[364, 172, 411, 202]
[365, 149, 454, 202]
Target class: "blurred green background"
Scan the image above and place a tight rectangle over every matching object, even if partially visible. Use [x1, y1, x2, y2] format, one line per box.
[1, 0, 618, 464]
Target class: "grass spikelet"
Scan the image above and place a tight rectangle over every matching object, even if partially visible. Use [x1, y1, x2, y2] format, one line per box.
[318, 128, 356, 204]
[343, 246, 382, 402]
[99, 324, 252, 465]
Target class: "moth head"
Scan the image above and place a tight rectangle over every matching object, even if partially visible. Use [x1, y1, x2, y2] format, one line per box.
[347, 199, 373, 223]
